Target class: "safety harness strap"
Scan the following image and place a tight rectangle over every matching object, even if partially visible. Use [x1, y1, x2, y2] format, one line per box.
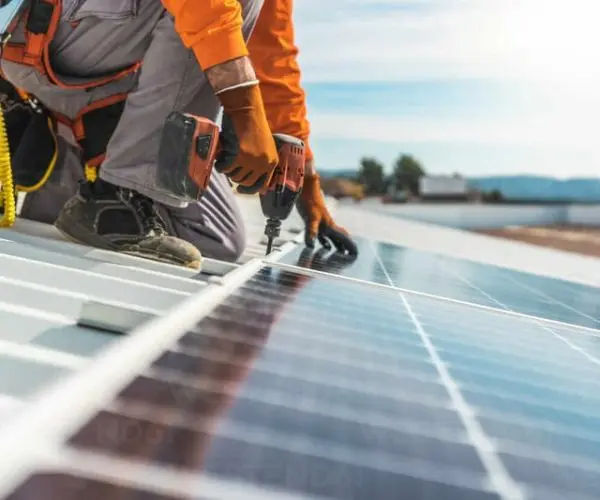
[55, 93, 127, 167]
[2, 0, 140, 90]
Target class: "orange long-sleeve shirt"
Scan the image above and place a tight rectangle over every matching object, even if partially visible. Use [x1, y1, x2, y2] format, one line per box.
[161, 0, 313, 160]
[248, 0, 313, 160]
[160, 0, 248, 69]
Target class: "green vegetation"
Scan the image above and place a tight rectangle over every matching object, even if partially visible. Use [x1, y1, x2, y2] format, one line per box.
[321, 153, 506, 202]
[393, 154, 425, 196]
[357, 154, 426, 196]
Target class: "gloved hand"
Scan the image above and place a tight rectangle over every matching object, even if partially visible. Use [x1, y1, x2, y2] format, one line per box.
[296, 246, 358, 273]
[296, 173, 358, 255]
[215, 83, 279, 195]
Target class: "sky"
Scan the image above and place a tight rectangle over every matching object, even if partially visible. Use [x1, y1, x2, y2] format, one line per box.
[293, 0, 600, 178]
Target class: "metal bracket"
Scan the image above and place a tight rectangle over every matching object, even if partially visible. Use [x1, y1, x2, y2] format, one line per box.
[77, 300, 156, 335]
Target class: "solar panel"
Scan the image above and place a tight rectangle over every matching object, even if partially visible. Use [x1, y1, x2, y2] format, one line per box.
[0, 243, 598, 500]
[278, 236, 600, 331]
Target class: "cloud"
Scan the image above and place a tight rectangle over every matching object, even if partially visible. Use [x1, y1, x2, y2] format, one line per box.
[295, 0, 600, 86]
[293, 0, 600, 175]
[308, 109, 597, 150]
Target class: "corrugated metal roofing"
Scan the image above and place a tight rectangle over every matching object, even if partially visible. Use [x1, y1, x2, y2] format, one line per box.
[0, 193, 305, 411]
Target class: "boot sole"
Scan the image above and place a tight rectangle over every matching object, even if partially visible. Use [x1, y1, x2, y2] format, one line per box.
[55, 212, 202, 270]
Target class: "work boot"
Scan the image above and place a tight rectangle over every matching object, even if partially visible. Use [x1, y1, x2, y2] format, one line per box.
[55, 179, 202, 269]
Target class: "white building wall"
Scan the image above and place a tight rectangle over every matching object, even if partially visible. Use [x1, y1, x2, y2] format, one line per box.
[566, 206, 600, 226]
[364, 202, 569, 229]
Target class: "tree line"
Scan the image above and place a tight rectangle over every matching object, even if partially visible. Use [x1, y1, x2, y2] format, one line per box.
[349, 154, 503, 202]
[357, 154, 426, 196]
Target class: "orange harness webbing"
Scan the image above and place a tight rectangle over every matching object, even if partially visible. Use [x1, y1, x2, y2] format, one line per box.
[1, 0, 140, 166]
[2, 0, 140, 90]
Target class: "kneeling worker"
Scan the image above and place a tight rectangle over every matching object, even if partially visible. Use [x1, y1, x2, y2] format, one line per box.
[0, 0, 356, 267]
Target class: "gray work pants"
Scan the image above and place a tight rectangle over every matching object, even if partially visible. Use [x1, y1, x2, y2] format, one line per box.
[1, 0, 263, 262]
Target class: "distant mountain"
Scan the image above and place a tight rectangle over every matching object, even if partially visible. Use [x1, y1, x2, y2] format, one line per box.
[468, 176, 600, 201]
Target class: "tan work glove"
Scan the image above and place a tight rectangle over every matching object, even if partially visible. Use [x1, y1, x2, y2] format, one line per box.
[296, 173, 358, 255]
[215, 83, 279, 195]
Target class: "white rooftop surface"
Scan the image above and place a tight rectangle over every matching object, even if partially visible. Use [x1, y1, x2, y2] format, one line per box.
[0, 193, 598, 422]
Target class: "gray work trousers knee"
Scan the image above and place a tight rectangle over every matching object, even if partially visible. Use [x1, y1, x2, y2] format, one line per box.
[1, 0, 264, 261]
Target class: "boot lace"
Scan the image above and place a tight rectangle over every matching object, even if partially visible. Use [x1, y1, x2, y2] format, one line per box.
[123, 190, 166, 236]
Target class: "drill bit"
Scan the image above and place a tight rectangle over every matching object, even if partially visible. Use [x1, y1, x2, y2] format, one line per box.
[264, 217, 281, 256]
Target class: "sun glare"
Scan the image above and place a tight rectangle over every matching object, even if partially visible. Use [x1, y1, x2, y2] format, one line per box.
[497, 0, 600, 87]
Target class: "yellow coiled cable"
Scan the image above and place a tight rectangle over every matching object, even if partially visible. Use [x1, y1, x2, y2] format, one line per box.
[0, 109, 59, 228]
[0, 88, 96, 228]
[84, 164, 97, 182]
[0, 103, 15, 228]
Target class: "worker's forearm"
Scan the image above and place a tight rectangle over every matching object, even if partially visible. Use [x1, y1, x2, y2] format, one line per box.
[205, 56, 257, 94]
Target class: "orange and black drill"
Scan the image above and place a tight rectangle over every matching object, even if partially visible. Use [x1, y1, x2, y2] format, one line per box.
[157, 112, 305, 255]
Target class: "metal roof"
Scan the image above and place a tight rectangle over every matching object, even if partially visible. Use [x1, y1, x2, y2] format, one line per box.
[0, 193, 307, 408]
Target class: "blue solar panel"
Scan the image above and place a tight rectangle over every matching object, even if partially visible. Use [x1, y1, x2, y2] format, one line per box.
[279, 237, 600, 330]
[5, 263, 599, 500]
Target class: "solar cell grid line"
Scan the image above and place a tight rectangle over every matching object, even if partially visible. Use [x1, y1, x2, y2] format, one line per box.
[132, 370, 466, 446]
[545, 323, 600, 358]
[405, 294, 600, 498]
[282, 236, 600, 332]
[442, 267, 600, 369]
[165, 328, 439, 390]
[369, 240, 526, 500]
[498, 270, 600, 326]
[0, 252, 273, 499]
[374, 243, 600, 329]
[271, 252, 600, 336]
[146, 344, 452, 420]
[179, 311, 427, 361]
[60, 268, 501, 500]
[424, 315, 600, 369]
[441, 260, 600, 330]
[400, 295, 525, 500]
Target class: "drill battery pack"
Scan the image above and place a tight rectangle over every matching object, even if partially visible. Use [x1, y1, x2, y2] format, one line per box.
[157, 111, 219, 202]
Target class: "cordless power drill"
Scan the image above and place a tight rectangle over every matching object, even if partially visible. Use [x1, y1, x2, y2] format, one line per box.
[157, 112, 305, 255]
